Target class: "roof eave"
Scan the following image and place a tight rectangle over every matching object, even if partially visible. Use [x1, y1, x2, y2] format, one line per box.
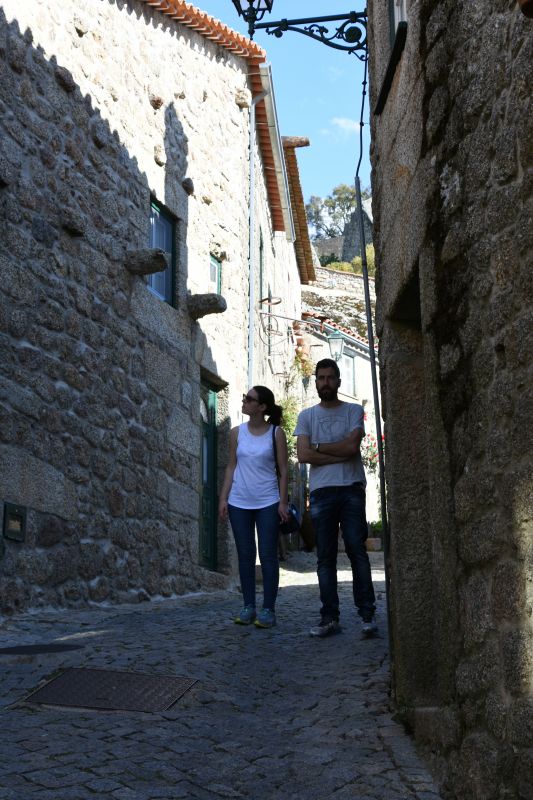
[141, 1, 266, 60]
[258, 64, 295, 242]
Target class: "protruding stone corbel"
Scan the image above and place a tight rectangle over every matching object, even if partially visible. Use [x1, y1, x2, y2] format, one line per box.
[187, 293, 227, 320]
[125, 248, 169, 275]
[235, 89, 250, 109]
[61, 208, 86, 236]
[182, 177, 194, 196]
[55, 66, 76, 93]
[154, 144, 166, 166]
[149, 93, 164, 110]
[210, 245, 228, 262]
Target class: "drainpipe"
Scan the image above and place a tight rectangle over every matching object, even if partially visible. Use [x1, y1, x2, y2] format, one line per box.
[247, 91, 268, 387]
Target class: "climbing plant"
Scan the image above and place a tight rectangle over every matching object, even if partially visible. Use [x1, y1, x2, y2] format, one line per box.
[280, 395, 300, 462]
[360, 433, 383, 474]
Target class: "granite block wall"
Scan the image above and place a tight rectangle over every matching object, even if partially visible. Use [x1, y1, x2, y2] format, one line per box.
[0, 1, 300, 612]
[368, 1, 532, 797]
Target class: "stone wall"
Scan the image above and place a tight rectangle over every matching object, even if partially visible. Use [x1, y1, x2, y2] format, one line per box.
[313, 235, 344, 264]
[368, 1, 532, 798]
[303, 267, 375, 339]
[314, 266, 375, 299]
[0, 1, 301, 612]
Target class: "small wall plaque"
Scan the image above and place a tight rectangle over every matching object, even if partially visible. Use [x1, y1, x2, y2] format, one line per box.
[3, 503, 27, 542]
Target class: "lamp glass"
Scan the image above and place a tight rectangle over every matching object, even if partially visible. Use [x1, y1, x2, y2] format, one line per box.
[232, 0, 273, 16]
[328, 332, 344, 362]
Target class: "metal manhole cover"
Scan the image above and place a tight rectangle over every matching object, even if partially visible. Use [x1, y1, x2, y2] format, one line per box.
[24, 667, 197, 712]
[0, 644, 84, 655]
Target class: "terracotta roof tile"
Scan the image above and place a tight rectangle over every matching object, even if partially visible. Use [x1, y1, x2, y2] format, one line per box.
[140, 2, 287, 233]
[282, 137, 316, 284]
[323, 318, 373, 349]
[142, 1, 266, 58]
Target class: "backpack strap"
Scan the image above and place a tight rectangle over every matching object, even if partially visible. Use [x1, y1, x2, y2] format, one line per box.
[272, 425, 280, 479]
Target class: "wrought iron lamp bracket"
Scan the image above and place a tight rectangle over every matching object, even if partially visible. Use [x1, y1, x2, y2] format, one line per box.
[254, 12, 368, 58]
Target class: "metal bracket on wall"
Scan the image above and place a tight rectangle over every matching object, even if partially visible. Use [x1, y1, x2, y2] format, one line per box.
[374, 22, 408, 115]
[254, 12, 368, 59]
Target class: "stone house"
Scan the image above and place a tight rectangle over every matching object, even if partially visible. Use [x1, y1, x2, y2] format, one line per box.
[0, 0, 311, 612]
[368, 1, 532, 798]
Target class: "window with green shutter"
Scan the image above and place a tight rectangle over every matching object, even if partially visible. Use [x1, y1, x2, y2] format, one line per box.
[148, 200, 176, 305]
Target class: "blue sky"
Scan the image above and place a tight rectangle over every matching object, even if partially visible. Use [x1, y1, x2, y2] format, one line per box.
[197, 1, 371, 203]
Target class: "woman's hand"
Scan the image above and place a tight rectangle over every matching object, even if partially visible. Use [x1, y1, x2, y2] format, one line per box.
[218, 427, 238, 523]
[278, 502, 290, 523]
[218, 499, 228, 521]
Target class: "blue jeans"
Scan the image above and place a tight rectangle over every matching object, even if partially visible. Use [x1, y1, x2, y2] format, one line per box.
[310, 483, 375, 622]
[228, 502, 279, 610]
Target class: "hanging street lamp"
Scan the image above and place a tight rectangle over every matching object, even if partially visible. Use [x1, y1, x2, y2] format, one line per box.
[232, 1, 273, 38]
[327, 330, 345, 362]
[232, 0, 367, 57]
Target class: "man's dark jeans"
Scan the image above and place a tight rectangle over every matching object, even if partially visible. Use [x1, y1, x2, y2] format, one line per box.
[309, 483, 376, 622]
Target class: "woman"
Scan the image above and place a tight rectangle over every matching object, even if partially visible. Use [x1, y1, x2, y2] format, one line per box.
[218, 386, 289, 628]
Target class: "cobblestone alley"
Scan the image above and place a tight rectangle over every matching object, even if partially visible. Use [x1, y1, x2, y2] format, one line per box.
[0, 551, 442, 800]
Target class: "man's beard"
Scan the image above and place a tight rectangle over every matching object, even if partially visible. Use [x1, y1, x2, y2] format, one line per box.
[317, 386, 338, 401]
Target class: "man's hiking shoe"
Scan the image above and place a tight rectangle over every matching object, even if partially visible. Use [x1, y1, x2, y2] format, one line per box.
[234, 605, 256, 625]
[362, 618, 378, 637]
[254, 608, 276, 628]
[309, 619, 341, 638]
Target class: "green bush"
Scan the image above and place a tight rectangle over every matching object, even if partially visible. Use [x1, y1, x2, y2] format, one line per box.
[318, 252, 340, 267]
[350, 244, 375, 277]
[323, 260, 354, 273]
[321, 245, 376, 278]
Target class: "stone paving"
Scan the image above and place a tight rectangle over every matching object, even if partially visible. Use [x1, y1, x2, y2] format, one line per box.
[0, 551, 443, 800]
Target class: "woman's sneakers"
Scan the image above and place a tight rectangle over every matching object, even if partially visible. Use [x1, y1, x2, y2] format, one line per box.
[254, 608, 276, 628]
[234, 606, 276, 627]
[234, 605, 256, 625]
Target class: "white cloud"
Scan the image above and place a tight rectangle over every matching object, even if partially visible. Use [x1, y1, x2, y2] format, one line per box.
[331, 117, 361, 135]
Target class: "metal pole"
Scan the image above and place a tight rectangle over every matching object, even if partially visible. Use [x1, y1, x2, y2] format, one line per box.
[354, 176, 391, 643]
[247, 98, 256, 387]
[247, 92, 267, 386]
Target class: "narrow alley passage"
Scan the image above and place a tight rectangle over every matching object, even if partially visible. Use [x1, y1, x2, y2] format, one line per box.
[0, 552, 442, 800]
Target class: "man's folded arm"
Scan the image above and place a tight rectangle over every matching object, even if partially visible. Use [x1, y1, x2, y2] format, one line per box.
[297, 434, 349, 465]
[317, 427, 363, 458]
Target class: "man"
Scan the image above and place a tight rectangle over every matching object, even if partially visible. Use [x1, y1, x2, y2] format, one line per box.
[295, 358, 377, 638]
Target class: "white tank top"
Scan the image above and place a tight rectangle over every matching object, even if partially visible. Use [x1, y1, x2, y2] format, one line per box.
[228, 423, 280, 510]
